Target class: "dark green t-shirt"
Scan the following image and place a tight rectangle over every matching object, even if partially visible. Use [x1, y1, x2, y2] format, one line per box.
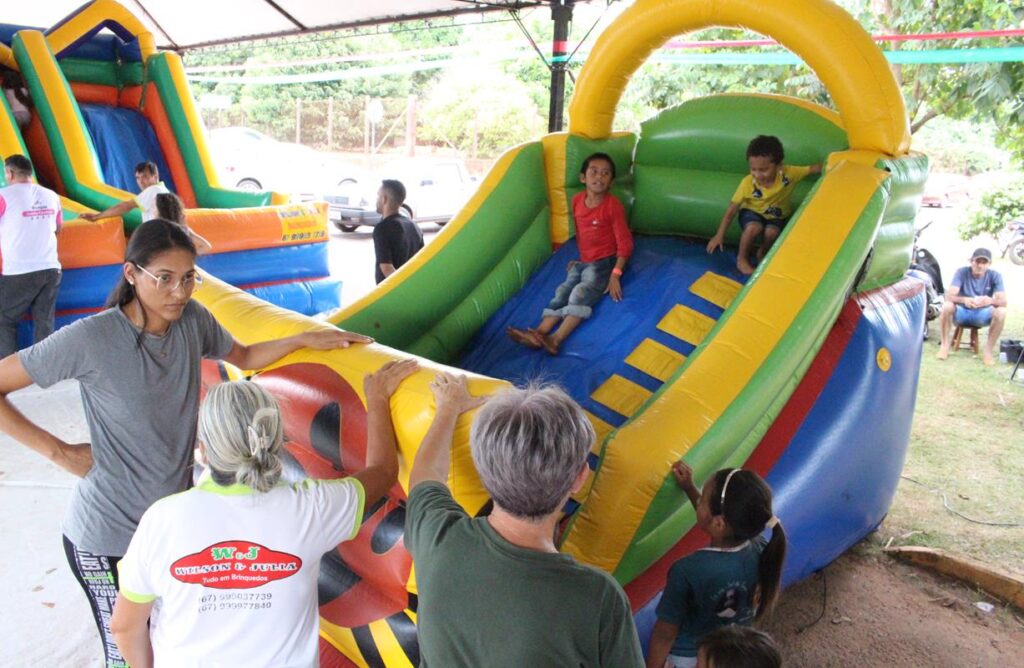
[655, 537, 767, 658]
[405, 482, 644, 668]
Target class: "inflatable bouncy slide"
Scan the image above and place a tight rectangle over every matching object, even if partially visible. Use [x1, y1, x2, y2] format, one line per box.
[33, 0, 914, 664]
[0, 0, 339, 345]
[192, 0, 928, 664]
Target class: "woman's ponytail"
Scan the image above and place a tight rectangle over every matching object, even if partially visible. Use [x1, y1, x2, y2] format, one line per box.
[237, 407, 283, 493]
[199, 382, 284, 493]
[755, 516, 787, 618]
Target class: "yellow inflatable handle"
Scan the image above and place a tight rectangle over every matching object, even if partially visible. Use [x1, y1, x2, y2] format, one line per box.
[569, 0, 910, 156]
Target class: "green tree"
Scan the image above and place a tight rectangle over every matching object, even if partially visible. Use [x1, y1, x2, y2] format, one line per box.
[960, 174, 1024, 240]
[390, 20, 464, 90]
[912, 116, 1007, 174]
[181, 1, 1024, 160]
[419, 65, 545, 157]
[184, 24, 457, 145]
[611, 1, 1024, 157]
[856, 0, 1024, 150]
[616, 27, 830, 134]
[229, 34, 414, 141]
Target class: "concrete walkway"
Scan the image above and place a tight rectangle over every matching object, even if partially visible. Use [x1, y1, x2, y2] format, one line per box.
[0, 379, 99, 666]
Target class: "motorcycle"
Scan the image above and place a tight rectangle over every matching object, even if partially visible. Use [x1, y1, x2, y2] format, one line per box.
[907, 220, 944, 339]
[1000, 219, 1024, 266]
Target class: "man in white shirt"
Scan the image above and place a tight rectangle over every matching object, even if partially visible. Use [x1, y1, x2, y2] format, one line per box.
[0, 154, 62, 357]
[79, 160, 169, 223]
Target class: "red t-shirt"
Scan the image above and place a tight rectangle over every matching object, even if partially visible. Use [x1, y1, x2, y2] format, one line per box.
[572, 192, 633, 263]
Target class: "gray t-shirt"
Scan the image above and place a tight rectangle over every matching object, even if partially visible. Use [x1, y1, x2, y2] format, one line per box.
[19, 301, 234, 556]
[951, 266, 1004, 299]
[405, 482, 645, 668]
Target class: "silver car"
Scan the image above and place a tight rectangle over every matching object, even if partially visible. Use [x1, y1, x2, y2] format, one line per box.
[327, 157, 476, 232]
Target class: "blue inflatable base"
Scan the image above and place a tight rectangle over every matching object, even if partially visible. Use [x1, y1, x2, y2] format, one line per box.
[197, 243, 331, 286]
[56, 264, 123, 311]
[632, 286, 924, 647]
[245, 277, 342, 317]
[16, 277, 342, 349]
[56, 242, 332, 315]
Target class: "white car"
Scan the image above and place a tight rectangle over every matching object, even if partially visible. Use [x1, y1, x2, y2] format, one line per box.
[208, 127, 361, 201]
[326, 157, 476, 232]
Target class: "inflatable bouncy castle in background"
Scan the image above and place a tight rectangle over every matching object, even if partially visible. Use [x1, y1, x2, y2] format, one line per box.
[10, 0, 929, 666]
[0, 0, 340, 345]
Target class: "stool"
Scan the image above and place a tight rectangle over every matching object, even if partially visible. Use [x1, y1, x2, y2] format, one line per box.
[952, 326, 980, 354]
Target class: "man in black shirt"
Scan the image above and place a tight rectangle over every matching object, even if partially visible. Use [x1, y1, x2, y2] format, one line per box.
[373, 179, 424, 284]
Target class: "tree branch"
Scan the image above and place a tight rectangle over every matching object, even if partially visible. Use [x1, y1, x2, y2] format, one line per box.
[911, 109, 940, 134]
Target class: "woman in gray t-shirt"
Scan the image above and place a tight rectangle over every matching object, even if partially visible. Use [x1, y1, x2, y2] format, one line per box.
[0, 219, 370, 667]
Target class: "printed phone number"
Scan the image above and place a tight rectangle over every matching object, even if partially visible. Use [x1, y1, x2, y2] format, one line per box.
[198, 592, 273, 613]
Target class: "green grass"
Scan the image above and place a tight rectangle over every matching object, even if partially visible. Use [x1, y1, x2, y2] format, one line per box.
[880, 280, 1024, 574]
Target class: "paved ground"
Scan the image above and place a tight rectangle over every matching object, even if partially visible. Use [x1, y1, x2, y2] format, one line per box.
[326, 223, 441, 304]
[0, 380, 96, 666]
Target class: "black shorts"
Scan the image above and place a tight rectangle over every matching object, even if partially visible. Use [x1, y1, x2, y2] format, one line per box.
[738, 208, 788, 230]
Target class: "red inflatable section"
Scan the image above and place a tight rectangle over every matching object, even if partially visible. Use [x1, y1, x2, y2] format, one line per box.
[251, 364, 412, 628]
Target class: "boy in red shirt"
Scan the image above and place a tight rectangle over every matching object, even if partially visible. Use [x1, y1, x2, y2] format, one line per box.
[508, 153, 633, 355]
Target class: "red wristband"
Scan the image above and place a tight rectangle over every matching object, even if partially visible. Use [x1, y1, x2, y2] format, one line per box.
[611, 268, 623, 277]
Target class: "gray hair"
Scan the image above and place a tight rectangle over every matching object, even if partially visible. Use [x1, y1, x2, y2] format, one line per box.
[198, 381, 284, 493]
[470, 384, 595, 519]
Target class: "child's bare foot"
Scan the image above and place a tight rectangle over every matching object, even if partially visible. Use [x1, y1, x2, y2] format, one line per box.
[737, 257, 755, 275]
[507, 327, 543, 349]
[983, 353, 995, 366]
[540, 334, 560, 356]
[936, 347, 949, 360]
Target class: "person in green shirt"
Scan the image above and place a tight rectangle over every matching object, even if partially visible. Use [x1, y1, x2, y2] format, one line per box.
[405, 374, 644, 668]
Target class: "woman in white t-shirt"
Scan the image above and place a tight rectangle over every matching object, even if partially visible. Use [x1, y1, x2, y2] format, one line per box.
[111, 363, 416, 668]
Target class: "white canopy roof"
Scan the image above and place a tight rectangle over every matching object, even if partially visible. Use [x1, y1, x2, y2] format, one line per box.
[3, 1, 556, 51]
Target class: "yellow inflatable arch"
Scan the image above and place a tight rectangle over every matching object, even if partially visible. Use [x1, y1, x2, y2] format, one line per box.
[570, 0, 910, 156]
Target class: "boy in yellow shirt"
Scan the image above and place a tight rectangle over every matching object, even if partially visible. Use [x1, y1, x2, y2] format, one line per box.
[707, 135, 821, 275]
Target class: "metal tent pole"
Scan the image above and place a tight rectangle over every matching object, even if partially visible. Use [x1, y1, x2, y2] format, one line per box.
[548, 0, 574, 132]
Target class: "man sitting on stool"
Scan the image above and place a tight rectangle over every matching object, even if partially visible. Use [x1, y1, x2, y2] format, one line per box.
[937, 247, 1007, 365]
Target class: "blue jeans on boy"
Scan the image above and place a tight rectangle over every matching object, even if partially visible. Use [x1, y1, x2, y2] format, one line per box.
[543, 256, 615, 320]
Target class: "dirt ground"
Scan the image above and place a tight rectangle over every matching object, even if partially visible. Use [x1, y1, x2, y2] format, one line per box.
[764, 545, 1024, 667]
